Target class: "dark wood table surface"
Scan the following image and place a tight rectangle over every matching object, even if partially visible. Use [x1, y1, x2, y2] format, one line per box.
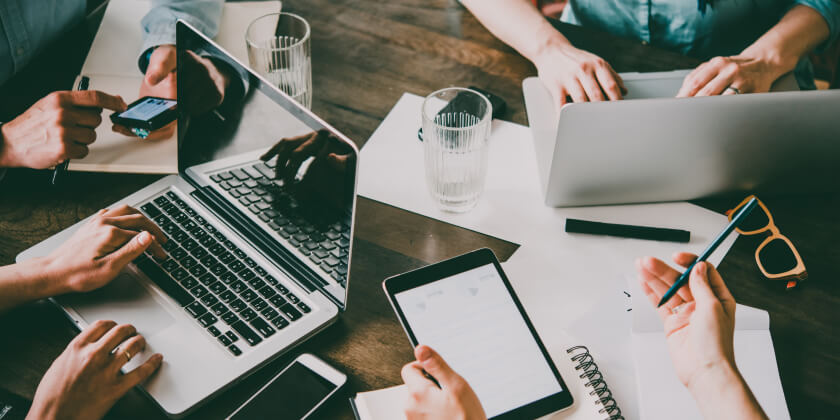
[1, 1, 838, 419]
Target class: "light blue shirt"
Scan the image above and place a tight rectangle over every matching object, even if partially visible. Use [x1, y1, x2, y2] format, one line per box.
[560, 0, 840, 89]
[140, 0, 223, 57]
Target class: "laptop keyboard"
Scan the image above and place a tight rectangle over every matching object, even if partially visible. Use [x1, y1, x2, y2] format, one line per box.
[135, 191, 312, 357]
[208, 160, 351, 287]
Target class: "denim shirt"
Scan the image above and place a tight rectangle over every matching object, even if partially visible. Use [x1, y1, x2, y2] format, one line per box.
[140, 0, 224, 59]
[0, 0, 86, 85]
[560, 0, 840, 89]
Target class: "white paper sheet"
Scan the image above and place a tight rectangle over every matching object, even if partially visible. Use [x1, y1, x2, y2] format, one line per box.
[629, 279, 789, 420]
[72, 0, 281, 173]
[359, 93, 742, 418]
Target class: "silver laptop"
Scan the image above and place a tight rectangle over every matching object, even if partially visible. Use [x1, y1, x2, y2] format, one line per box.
[523, 70, 840, 207]
[16, 22, 357, 417]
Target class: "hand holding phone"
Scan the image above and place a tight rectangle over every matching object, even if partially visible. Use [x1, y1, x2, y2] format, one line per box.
[110, 96, 177, 139]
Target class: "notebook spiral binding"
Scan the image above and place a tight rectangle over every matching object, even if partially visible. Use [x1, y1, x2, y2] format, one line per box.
[567, 346, 624, 420]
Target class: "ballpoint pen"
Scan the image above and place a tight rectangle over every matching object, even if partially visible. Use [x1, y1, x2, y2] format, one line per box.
[657, 197, 758, 307]
[51, 76, 89, 185]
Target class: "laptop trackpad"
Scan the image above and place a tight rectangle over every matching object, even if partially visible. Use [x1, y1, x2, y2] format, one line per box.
[63, 272, 176, 337]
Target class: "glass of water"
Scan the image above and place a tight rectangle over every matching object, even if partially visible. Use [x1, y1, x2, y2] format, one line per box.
[246, 12, 312, 109]
[422, 87, 492, 213]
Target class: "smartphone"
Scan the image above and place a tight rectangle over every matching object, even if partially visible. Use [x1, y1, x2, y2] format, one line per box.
[109, 96, 177, 131]
[227, 354, 347, 420]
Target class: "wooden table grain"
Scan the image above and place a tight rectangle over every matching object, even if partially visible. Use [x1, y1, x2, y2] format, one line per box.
[1, 1, 837, 419]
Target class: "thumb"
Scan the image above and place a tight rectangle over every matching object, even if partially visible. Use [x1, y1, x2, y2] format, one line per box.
[145, 48, 177, 86]
[416, 345, 463, 389]
[108, 231, 153, 268]
[687, 262, 717, 306]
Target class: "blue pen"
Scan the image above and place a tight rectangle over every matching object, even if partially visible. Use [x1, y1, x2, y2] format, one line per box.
[657, 197, 758, 307]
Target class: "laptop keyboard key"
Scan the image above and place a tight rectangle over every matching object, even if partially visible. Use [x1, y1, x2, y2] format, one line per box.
[210, 282, 227, 295]
[231, 280, 247, 294]
[211, 302, 229, 316]
[279, 304, 302, 321]
[190, 285, 208, 298]
[181, 277, 198, 289]
[269, 295, 287, 308]
[218, 335, 232, 346]
[271, 316, 289, 330]
[198, 313, 218, 327]
[186, 302, 207, 318]
[228, 344, 242, 356]
[241, 308, 258, 322]
[258, 285, 276, 299]
[135, 258, 193, 307]
[286, 293, 300, 304]
[232, 321, 262, 346]
[225, 331, 239, 343]
[252, 298, 268, 311]
[230, 299, 246, 312]
[297, 302, 311, 313]
[241, 289, 258, 303]
[201, 294, 219, 307]
[220, 290, 236, 303]
[207, 325, 221, 337]
[222, 311, 239, 325]
[250, 318, 276, 338]
[261, 307, 279, 320]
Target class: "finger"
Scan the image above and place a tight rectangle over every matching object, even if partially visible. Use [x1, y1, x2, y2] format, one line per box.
[106, 231, 155, 268]
[145, 46, 178, 87]
[119, 353, 164, 393]
[61, 108, 103, 128]
[415, 345, 463, 389]
[112, 334, 147, 370]
[579, 72, 605, 102]
[595, 65, 622, 101]
[553, 86, 567, 114]
[65, 143, 90, 160]
[639, 277, 670, 322]
[74, 320, 118, 344]
[104, 214, 167, 244]
[678, 61, 724, 97]
[401, 362, 437, 392]
[326, 153, 348, 172]
[66, 90, 127, 112]
[706, 263, 736, 316]
[638, 257, 693, 303]
[663, 301, 696, 337]
[695, 71, 736, 97]
[687, 262, 719, 308]
[143, 121, 176, 141]
[672, 252, 699, 269]
[566, 79, 588, 103]
[104, 226, 165, 259]
[60, 126, 97, 145]
[103, 204, 143, 217]
[95, 323, 137, 354]
[112, 124, 135, 137]
[283, 133, 325, 182]
[609, 67, 627, 95]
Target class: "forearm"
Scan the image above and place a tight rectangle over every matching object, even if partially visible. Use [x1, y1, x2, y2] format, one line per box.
[741, 5, 830, 78]
[688, 362, 768, 420]
[0, 258, 68, 312]
[460, 0, 573, 63]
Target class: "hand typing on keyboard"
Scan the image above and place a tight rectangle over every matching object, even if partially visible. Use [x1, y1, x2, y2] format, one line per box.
[260, 130, 355, 209]
[42, 205, 168, 293]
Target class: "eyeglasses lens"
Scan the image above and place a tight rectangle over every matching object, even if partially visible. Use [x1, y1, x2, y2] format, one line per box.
[758, 238, 798, 275]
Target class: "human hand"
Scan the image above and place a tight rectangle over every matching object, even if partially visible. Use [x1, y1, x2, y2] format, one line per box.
[132, 45, 179, 141]
[401, 345, 486, 420]
[532, 41, 626, 111]
[26, 320, 163, 420]
[0, 91, 127, 169]
[636, 253, 737, 389]
[43, 205, 167, 294]
[677, 55, 781, 97]
[260, 130, 351, 184]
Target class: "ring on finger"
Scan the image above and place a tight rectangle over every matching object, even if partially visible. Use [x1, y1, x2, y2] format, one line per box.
[725, 86, 741, 94]
[119, 349, 132, 363]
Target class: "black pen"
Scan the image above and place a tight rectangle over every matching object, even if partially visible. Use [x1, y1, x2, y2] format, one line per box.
[566, 218, 690, 243]
[657, 197, 758, 307]
[51, 76, 89, 185]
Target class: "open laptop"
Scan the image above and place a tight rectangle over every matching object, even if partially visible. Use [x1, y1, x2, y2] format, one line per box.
[523, 70, 840, 207]
[16, 21, 357, 417]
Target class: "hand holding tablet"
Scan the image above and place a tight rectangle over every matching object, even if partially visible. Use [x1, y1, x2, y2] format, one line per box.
[383, 248, 574, 419]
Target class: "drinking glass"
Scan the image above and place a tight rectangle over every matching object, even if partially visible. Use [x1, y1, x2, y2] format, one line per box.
[246, 12, 312, 108]
[422, 87, 492, 213]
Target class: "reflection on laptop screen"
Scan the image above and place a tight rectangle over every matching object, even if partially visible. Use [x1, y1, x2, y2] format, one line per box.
[176, 26, 355, 306]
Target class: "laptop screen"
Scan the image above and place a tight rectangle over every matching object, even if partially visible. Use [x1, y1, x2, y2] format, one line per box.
[176, 22, 357, 308]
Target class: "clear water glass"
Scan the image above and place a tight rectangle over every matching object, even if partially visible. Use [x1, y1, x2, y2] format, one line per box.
[246, 12, 312, 109]
[422, 88, 492, 213]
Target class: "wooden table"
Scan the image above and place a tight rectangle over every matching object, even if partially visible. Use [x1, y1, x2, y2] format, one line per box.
[1, 1, 838, 419]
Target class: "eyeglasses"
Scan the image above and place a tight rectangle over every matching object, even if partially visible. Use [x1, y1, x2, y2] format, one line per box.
[726, 195, 807, 290]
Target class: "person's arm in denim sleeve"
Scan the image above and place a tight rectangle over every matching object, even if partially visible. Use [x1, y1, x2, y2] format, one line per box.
[794, 0, 840, 51]
[138, 0, 224, 72]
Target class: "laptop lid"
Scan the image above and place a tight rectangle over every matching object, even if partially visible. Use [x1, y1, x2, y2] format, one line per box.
[176, 21, 358, 310]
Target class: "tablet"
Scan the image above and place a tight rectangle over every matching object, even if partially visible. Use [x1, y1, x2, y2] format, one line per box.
[383, 248, 574, 419]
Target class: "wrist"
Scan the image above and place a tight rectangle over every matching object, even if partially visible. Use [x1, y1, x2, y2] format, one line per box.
[686, 359, 742, 400]
[0, 123, 15, 168]
[528, 25, 573, 65]
[36, 256, 76, 296]
[740, 41, 799, 80]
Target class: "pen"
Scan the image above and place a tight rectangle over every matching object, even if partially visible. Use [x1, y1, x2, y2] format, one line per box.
[566, 218, 690, 243]
[51, 76, 89, 185]
[657, 197, 758, 307]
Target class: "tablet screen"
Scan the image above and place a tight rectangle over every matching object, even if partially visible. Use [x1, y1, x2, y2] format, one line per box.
[394, 263, 563, 417]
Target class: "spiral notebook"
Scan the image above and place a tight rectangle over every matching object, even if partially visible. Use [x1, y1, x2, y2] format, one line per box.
[350, 344, 624, 420]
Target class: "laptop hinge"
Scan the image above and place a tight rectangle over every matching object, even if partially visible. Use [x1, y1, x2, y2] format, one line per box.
[190, 186, 344, 309]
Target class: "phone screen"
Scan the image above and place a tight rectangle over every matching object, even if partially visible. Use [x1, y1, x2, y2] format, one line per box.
[119, 97, 177, 121]
[229, 362, 337, 420]
[394, 263, 564, 418]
